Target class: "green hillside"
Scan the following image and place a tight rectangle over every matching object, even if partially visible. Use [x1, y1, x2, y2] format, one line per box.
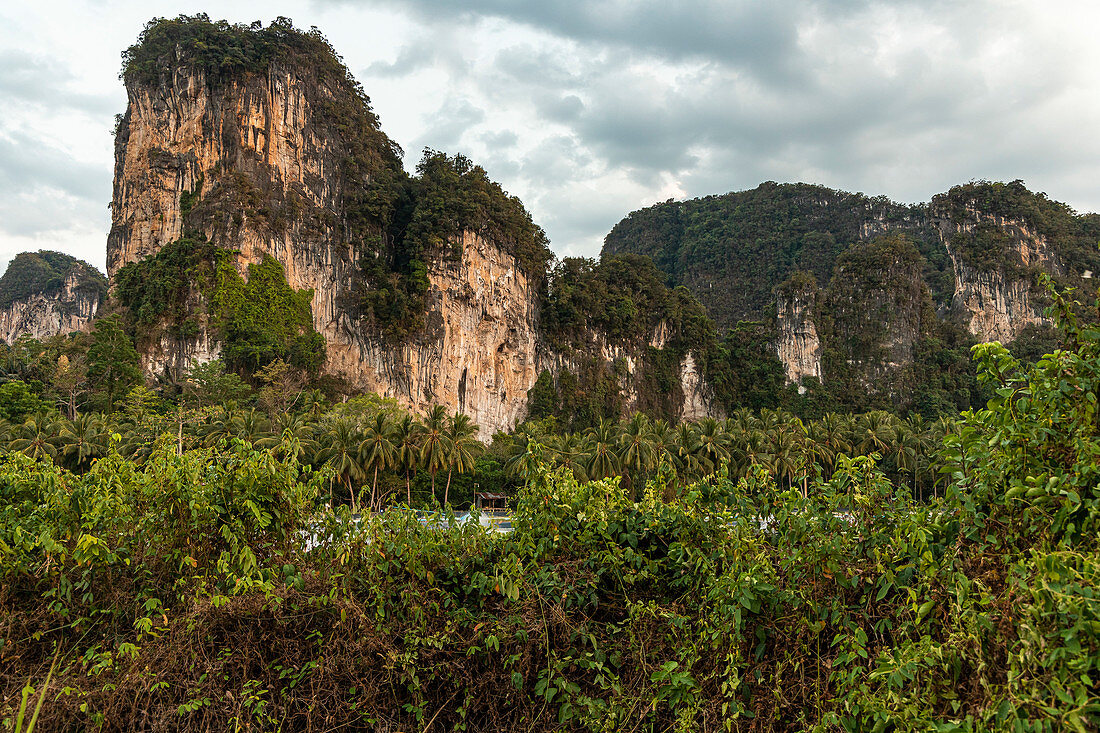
[0, 251, 106, 309]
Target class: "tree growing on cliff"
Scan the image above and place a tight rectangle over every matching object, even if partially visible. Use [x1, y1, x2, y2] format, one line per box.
[86, 314, 141, 412]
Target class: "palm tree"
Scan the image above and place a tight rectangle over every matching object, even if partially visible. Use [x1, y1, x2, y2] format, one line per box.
[649, 419, 674, 467]
[197, 404, 240, 447]
[444, 413, 483, 506]
[585, 419, 621, 480]
[323, 417, 367, 513]
[9, 413, 62, 463]
[767, 425, 801, 493]
[809, 412, 853, 478]
[673, 422, 709, 480]
[618, 413, 656, 495]
[391, 414, 420, 504]
[891, 422, 923, 500]
[696, 417, 730, 472]
[550, 431, 591, 481]
[257, 412, 316, 461]
[418, 406, 453, 503]
[58, 413, 107, 471]
[727, 407, 758, 437]
[856, 411, 896, 457]
[231, 408, 271, 443]
[360, 412, 396, 510]
[504, 429, 542, 482]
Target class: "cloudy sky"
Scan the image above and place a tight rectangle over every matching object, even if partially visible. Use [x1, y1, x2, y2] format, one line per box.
[2, 0, 1099, 275]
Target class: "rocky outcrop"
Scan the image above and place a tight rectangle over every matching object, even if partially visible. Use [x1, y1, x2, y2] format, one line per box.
[678, 353, 715, 421]
[0, 254, 104, 343]
[774, 277, 822, 388]
[106, 22, 724, 434]
[328, 231, 542, 436]
[108, 57, 539, 433]
[934, 206, 1058, 343]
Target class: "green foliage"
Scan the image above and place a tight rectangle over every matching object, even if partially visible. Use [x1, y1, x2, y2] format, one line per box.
[936, 179, 1100, 283]
[182, 359, 251, 407]
[0, 251, 106, 309]
[406, 150, 552, 278]
[114, 236, 215, 331]
[211, 255, 324, 373]
[114, 239, 325, 376]
[348, 150, 553, 341]
[543, 254, 711, 350]
[1, 278, 1099, 729]
[701, 321, 787, 412]
[85, 314, 142, 412]
[0, 381, 43, 422]
[604, 182, 943, 328]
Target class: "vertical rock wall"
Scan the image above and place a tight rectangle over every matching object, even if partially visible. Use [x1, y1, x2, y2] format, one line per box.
[775, 282, 822, 387]
[934, 208, 1058, 343]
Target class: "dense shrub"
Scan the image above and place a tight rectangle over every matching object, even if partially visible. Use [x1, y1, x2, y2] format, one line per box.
[1, 280, 1097, 730]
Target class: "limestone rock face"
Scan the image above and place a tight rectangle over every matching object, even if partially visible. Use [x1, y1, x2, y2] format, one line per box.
[678, 354, 715, 422]
[107, 61, 355, 319]
[775, 284, 822, 386]
[107, 31, 722, 433]
[108, 61, 542, 434]
[327, 231, 542, 436]
[0, 255, 104, 343]
[934, 207, 1058, 343]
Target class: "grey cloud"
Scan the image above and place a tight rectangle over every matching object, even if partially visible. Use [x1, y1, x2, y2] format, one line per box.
[334, 0, 892, 85]
[412, 97, 487, 153]
[0, 130, 106, 205]
[0, 49, 118, 116]
[480, 129, 519, 149]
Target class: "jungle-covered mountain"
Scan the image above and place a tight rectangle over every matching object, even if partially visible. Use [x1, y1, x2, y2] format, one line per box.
[2, 15, 1098, 431]
[604, 179, 1100, 330]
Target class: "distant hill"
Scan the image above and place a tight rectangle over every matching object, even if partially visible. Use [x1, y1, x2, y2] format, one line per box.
[0, 251, 106, 309]
[0, 251, 106, 343]
[603, 180, 1099, 333]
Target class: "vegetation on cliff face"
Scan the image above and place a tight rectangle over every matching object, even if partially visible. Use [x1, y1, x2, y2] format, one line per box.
[119, 17, 552, 346]
[601, 180, 1100, 419]
[1, 280, 1097, 730]
[603, 182, 947, 326]
[348, 151, 553, 342]
[934, 179, 1100, 280]
[114, 237, 324, 375]
[533, 253, 718, 428]
[0, 251, 105, 310]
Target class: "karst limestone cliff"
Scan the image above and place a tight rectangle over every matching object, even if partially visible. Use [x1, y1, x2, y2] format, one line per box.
[108, 60, 541, 432]
[106, 19, 719, 432]
[0, 253, 105, 344]
[933, 206, 1060, 343]
[774, 278, 822, 388]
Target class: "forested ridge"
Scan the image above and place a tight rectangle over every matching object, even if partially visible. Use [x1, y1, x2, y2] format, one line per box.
[605, 179, 1100, 328]
[0, 252, 105, 310]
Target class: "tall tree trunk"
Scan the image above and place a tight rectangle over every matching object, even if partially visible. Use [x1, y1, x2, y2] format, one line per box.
[371, 465, 379, 512]
[347, 474, 357, 515]
[431, 470, 437, 503]
[444, 469, 453, 507]
[405, 468, 411, 505]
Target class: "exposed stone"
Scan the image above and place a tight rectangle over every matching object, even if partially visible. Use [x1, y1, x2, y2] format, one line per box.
[775, 282, 822, 387]
[106, 55, 720, 433]
[934, 206, 1057, 343]
[0, 267, 102, 343]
